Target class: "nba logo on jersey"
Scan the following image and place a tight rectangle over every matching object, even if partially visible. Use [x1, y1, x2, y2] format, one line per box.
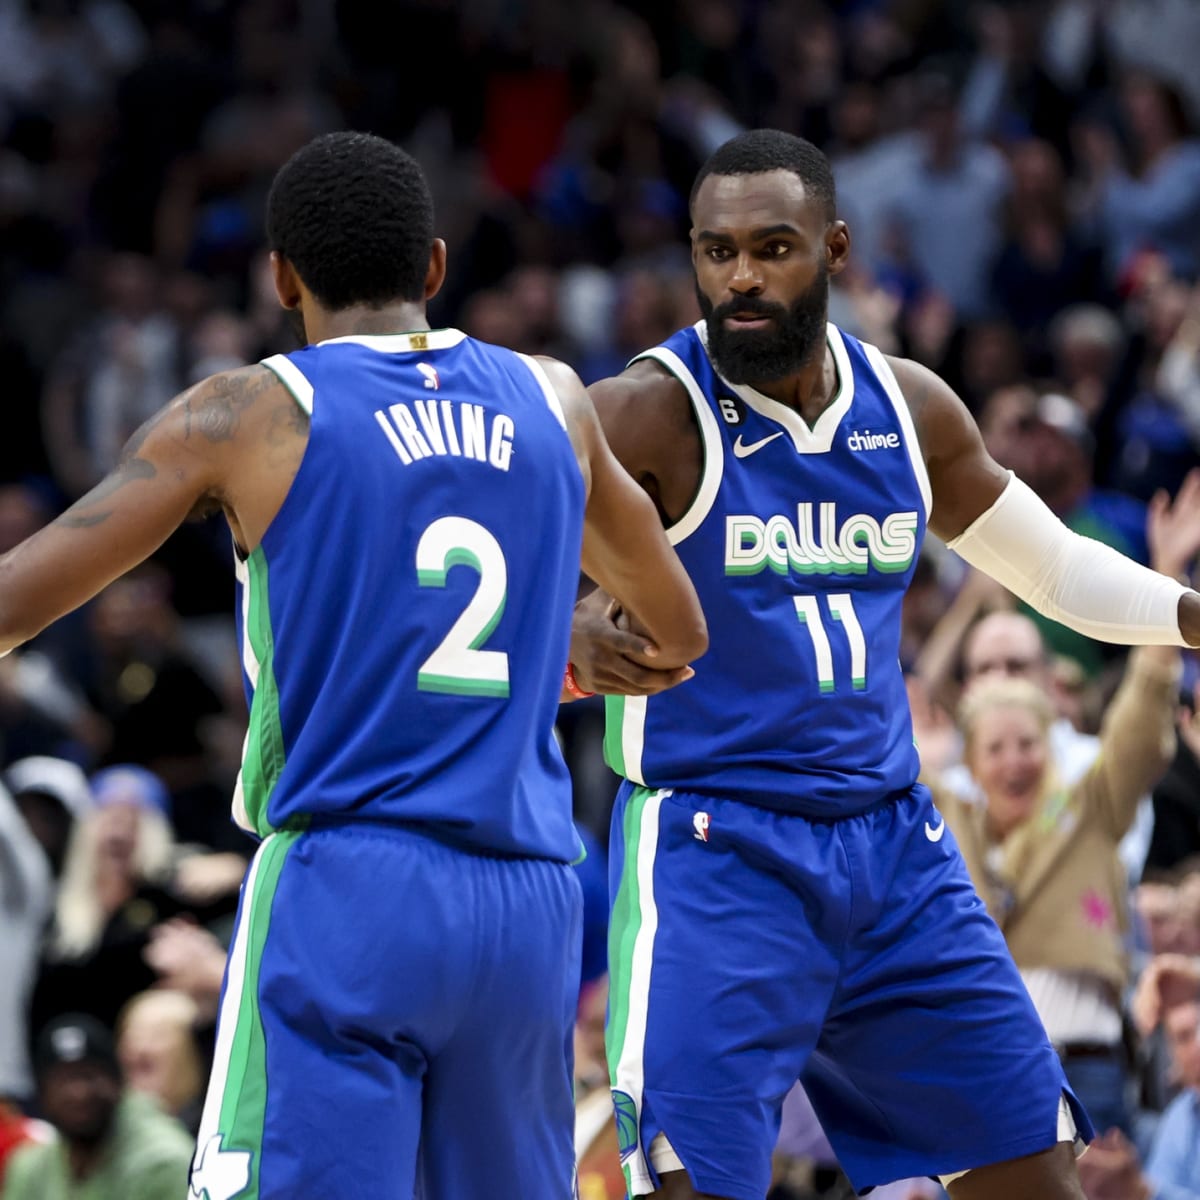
[693, 812, 710, 842]
[417, 362, 440, 390]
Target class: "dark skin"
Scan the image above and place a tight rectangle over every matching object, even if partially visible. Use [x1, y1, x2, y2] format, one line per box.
[571, 168, 1200, 698]
[573, 169, 1140, 1199]
[0, 238, 706, 684]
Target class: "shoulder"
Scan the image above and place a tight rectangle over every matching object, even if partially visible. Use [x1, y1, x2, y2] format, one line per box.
[588, 358, 694, 447]
[120, 1094, 193, 1157]
[177, 363, 296, 445]
[3, 1137, 55, 1187]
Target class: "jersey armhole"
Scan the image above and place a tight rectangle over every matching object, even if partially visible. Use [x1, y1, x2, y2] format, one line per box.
[860, 343, 933, 520]
[514, 353, 568, 430]
[629, 347, 724, 547]
[261, 354, 315, 415]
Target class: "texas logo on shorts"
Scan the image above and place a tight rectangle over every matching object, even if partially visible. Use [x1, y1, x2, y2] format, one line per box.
[611, 1089, 640, 1162]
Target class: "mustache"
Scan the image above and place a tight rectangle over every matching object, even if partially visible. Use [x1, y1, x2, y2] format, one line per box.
[711, 296, 788, 322]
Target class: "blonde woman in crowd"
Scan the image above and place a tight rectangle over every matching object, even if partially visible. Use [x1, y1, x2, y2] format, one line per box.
[33, 765, 242, 1034]
[931, 473, 1200, 1137]
[115, 990, 205, 1134]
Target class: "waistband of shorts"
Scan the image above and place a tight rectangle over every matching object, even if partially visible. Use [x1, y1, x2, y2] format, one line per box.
[655, 782, 923, 824]
[281, 812, 571, 863]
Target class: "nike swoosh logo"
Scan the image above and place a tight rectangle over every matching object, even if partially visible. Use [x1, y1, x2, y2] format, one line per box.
[924, 817, 946, 842]
[732, 432, 783, 458]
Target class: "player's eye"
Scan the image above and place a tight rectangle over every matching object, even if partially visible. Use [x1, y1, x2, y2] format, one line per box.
[706, 246, 734, 261]
[764, 242, 792, 257]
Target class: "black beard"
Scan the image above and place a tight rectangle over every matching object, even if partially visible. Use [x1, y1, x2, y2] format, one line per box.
[698, 268, 829, 384]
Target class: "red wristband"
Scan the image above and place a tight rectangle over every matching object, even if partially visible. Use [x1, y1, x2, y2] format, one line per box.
[563, 663, 595, 699]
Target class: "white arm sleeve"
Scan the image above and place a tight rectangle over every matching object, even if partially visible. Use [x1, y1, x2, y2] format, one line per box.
[946, 472, 1191, 646]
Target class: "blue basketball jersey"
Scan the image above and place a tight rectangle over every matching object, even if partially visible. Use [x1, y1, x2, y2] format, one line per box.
[231, 329, 585, 860]
[604, 321, 930, 818]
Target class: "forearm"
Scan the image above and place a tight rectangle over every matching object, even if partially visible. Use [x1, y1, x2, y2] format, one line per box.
[946, 475, 1196, 647]
[1088, 649, 1180, 836]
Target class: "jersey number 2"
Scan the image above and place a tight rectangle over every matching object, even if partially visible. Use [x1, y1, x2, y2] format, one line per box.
[416, 517, 509, 697]
[793, 594, 866, 693]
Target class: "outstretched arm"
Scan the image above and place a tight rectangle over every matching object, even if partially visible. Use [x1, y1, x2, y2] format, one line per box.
[891, 355, 1200, 648]
[0, 366, 274, 655]
[540, 358, 707, 675]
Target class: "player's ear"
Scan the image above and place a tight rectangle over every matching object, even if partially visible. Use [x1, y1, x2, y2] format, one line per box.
[826, 220, 850, 277]
[270, 251, 303, 309]
[424, 239, 448, 302]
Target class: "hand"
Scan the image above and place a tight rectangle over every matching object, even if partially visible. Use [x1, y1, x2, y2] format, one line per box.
[1131, 953, 1200, 1035]
[1148, 468, 1200, 580]
[570, 590, 696, 696]
[1077, 1129, 1151, 1200]
[144, 918, 228, 1020]
[173, 851, 249, 904]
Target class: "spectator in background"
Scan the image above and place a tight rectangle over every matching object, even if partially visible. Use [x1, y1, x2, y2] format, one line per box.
[5, 756, 92, 878]
[1145, 680, 1200, 872]
[1, 1014, 192, 1200]
[0, 758, 91, 1110]
[991, 140, 1105, 362]
[1086, 72, 1200, 285]
[933, 628, 1181, 1134]
[828, 80, 918, 284]
[140, 919, 227, 1027]
[40, 253, 181, 499]
[1103, 255, 1200, 507]
[959, 2, 1073, 150]
[884, 70, 1011, 320]
[76, 569, 236, 849]
[0, 1102, 48, 1192]
[1020, 391, 1151, 673]
[1153, 276, 1200, 480]
[0, 780, 54, 1108]
[942, 610, 1101, 785]
[32, 765, 240, 1035]
[929, 469, 1199, 1132]
[1134, 874, 1197, 961]
[1086, 957, 1200, 1200]
[115, 991, 205, 1135]
[1049, 304, 1126, 421]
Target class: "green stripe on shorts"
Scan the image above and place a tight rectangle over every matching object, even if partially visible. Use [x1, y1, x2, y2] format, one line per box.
[605, 785, 650, 1075]
[216, 830, 300, 1194]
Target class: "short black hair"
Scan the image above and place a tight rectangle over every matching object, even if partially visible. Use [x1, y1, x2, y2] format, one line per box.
[689, 129, 836, 222]
[266, 132, 434, 310]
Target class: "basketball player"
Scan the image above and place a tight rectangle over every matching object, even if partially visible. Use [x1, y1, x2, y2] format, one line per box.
[0, 132, 707, 1198]
[569, 130, 1200, 1200]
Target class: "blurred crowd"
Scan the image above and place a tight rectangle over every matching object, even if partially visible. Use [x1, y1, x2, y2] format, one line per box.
[1, 0, 1200, 1196]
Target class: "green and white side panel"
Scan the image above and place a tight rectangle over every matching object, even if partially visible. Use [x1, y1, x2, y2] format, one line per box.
[189, 831, 299, 1200]
[606, 786, 668, 1199]
[603, 695, 647, 785]
[232, 548, 287, 837]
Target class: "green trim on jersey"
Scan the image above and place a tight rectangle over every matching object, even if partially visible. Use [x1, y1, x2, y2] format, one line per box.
[241, 548, 287, 835]
[603, 695, 627, 776]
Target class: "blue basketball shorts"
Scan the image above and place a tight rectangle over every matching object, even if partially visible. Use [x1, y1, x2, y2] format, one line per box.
[605, 782, 1092, 1199]
[189, 821, 582, 1199]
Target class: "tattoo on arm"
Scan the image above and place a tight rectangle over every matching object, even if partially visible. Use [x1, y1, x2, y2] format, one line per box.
[184, 367, 275, 443]
[55, 457, 158, 529]
[52, 366, 282, 532]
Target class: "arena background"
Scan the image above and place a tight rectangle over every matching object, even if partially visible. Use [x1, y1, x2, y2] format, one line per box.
[1, 2, 1199, 1198]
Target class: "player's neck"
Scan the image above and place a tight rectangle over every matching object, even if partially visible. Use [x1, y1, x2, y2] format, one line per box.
[306, 302, 432, 344]
[746, 343, 837, 430]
